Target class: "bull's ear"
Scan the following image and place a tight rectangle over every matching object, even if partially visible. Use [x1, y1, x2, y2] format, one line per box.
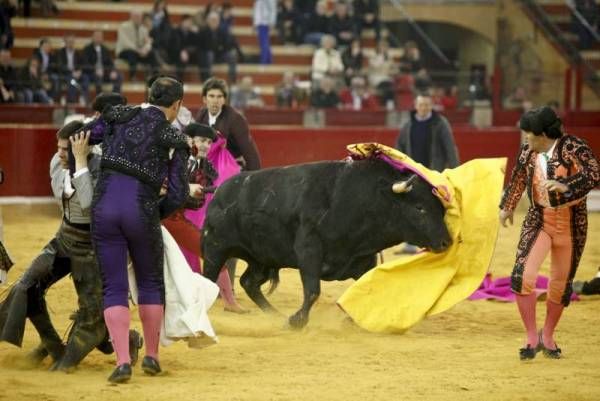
[392, 174, 417, 194]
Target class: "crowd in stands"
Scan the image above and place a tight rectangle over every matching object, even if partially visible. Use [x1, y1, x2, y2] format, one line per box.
[0, 0, 461, 113]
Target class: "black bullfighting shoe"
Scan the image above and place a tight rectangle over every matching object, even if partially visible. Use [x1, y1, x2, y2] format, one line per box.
[128, 329, 143, 367]
[108, 363, 132, 383]
[26, 344, 49, 364]
[141, 356, 162, 376]
[538, 330, 562, 359]
[519, 344, 541, 360]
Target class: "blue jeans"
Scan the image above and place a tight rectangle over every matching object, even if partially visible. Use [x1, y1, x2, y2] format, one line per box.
[257, 25, 272, 64]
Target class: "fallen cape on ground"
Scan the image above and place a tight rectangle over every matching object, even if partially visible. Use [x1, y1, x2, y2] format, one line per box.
[129, 227, 219, 348]
[469, 274, 579, 302]
[337, 143, 506, 333]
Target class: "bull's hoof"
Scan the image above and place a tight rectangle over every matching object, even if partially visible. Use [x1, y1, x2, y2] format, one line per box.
[288, 313, 308, 329]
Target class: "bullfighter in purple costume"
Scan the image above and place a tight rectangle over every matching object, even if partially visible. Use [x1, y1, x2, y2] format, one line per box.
[84, 77, 189, 383]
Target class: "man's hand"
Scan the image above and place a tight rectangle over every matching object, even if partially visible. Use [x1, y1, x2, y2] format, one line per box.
[499, 209, 514, 227]
[189, 183, 203, 198]
[70, 131, 91, 172]
[543, 180, 570, 193]
[73, 70, 82, 79]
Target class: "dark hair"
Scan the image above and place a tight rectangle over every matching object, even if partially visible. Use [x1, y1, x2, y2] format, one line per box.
[148, 77, 184, 107]
[184, 123, 217, 140]
[146, 74, 181, 89]
[519, 106, 563, 139]
[39, 37, 50, 47]
[56, 120, 84, 140]
[202, 77, 229, 99]
[92, 92, 127, 113]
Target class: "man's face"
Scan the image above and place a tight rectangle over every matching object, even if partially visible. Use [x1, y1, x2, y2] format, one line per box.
[0, 50, 10, 65]
[204, 89, 226, 116]
[193, 136, 213, 158]
[207, 14, 220, 30]
[93, 31, 103, 45]
[415, 96, 432, 118]
[65, 36, 75, 50]
[57, 138, 69, 169]
[41, 41, 52, 53]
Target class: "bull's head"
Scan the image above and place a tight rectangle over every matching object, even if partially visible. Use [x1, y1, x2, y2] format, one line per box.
[392, 174, 418, 194]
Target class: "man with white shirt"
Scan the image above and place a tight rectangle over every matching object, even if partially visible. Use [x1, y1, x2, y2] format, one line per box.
[82, 31, 123, 96]
[0, 121, 141, 371]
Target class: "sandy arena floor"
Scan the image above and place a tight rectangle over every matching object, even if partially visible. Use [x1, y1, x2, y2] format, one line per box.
[0, 203, 599, 401]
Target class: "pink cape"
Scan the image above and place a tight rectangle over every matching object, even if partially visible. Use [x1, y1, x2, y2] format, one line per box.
[468, 274, 579, 302]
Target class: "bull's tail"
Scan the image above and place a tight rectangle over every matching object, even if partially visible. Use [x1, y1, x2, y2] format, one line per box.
[266, 268, 280, 295]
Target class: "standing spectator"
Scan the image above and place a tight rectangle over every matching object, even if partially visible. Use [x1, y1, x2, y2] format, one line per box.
[311, 34, 344, 82]
[116, 10, 160, 80]
[398, 41, 422, 74]
[56, 35, 90, 105]
[230, 76, 264, 109]
[330, 1, 355, 48]
[395, 94, 459, 172]
[354, 0, 380, 41]
[572, 0, 599, 49]
[339, 75, 378, 110]
[310, 76, 339, 108]
[169, 15, 201, 81]
[368, 39, 396, 107]
[17, 57, 52, 103]
[150, 0, 172, 61]
[253, 0, 277, 65]
[277, 0, 301, 44]
[275, 71, 305, 108]
[220, 2, 234, 34]
[33, 37, 59, 100]
[195, 77, 261, 171]
[82, 31, 123, 96]
[0, 0, 16, 50]
[199, 12, 238, 82]
[341, 39, 364, 85]
[303, 1, 331, 46]
[0, 48, 16, 102]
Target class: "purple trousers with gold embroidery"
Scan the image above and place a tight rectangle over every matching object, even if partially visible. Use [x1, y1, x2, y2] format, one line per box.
[92, 172, 164, 308]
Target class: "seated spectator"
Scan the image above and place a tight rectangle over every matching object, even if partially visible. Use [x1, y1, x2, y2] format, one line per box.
[199, 11, 238, 82]
[116, 10, 160, 80]
[503, 86, 529, 110]
[82, 30, 122, 96]
[0, 0, 17, 50]
[330, 1, 355, 48]
[342, 38, 364, 85]
[441, 86, 458, 111]
[310, 75, 339, 108]
[16, 57, 52, 104]
[311, 34, 344, 82]
[339, 75, 378, 111]
[368, 39, 396, 107]
[414, 68, 432, 94]
[33, 37, 59, 100]
[399, 41, 422, 74]
[278, 0, 301, 44]
[169, 14, 201, 81]
[230, 76, 264, 109]
[303, 0, 331, 46]
[56, 35, 90, 105]
[354, 0, 380, 41]
[0, 48, 16, 102]
[275, 71, 306, 108]
[572, 0, 599, 49]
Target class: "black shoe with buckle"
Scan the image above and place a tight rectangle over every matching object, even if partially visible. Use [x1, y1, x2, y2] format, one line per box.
[141, 356, 161, 376]
[128, 330, 143, 367]
[108, 363, 132, 383]
[519, 344, 540, 360]
[542, 345, 562, 359]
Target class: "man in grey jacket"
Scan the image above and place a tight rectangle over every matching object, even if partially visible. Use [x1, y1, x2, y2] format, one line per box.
[0, 121, 140, 371]
[396, 94, 459, 172]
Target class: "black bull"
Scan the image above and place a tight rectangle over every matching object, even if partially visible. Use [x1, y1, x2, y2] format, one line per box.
[202, 158, 451, 328]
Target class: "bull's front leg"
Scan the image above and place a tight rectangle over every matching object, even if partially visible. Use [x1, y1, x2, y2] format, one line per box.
[288, 270, 321, 329]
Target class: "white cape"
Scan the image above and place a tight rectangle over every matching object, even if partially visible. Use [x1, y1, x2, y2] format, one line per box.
[129, 226, 219, 348]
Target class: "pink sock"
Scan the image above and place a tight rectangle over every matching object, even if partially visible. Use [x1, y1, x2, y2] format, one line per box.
[516, 293, 538, 347]
[104, 305, 131, 366]
[217, 268, 238, 307]
[138, 304, 164, 360]
[542, 301, 564, 349]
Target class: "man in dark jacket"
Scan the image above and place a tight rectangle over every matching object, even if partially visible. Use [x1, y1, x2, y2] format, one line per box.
[169, 14, 201, 81]
[32, 37, 60, 100]
[354, 0, 380, 41]
[396, 94, 459, 172]
[55, 35, 89, 104]
[82, 31, 122, 95]
[198, 11, 238, 82]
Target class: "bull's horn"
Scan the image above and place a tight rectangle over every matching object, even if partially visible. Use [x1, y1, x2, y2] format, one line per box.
[392, 174, 418, 193]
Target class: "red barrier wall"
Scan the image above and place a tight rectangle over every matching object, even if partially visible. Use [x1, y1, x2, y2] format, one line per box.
[1, 125, 598, 197]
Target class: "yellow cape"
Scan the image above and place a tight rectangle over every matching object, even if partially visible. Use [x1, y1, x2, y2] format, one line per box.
[337, 143, 506, 333]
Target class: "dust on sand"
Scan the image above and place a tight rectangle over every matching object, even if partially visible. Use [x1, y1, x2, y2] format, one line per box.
[1, 204, 599, 401]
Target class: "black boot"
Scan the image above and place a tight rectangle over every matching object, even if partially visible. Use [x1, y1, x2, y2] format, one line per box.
[26, 343, 49, 365]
